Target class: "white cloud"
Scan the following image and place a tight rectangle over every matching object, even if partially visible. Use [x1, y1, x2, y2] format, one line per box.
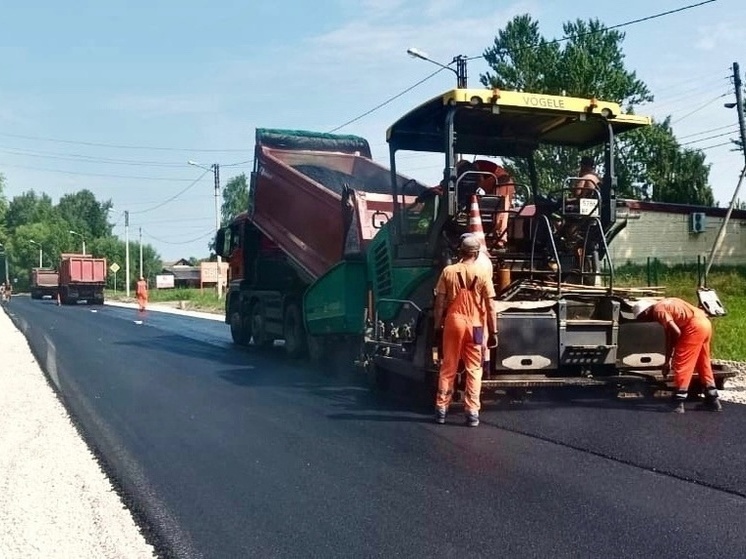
[694, 21, 746, 51]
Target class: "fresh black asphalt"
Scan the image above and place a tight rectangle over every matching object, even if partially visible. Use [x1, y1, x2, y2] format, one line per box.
[6, 296, 746, 559]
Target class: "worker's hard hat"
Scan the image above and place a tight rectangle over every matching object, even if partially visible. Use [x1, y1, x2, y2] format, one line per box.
[459, 234, 482, 254]
[631, 299, 656, 318]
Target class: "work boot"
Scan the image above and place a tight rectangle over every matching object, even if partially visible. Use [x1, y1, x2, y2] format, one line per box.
[695, 398, 723, 412]
[671, 401, 685, 414]
[465, 411, 480, 427]
[435, 407, 447, 424]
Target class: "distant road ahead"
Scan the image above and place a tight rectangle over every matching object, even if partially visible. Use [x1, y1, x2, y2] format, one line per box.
[7, 296, 746, 559]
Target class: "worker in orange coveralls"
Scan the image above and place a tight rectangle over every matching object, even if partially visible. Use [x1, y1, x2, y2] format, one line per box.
[633, 297, 722, 413]
[473, 160, 515, 248]
[433, 235, 498, 427]
[136, 276, 148, 312]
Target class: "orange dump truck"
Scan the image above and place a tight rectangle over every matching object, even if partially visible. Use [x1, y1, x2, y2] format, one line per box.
[58, 253, 107, 305]
[30, 268, 59, 299]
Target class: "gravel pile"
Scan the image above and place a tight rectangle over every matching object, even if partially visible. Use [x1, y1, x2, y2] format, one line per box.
[0, 308, 156, 559]
[713, 359, 746, 405]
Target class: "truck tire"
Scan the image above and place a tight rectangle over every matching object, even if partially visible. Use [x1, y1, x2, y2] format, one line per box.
[250, 301, 274, 348]
[230, 304, 250, 346]
[283, 303, 307, 358]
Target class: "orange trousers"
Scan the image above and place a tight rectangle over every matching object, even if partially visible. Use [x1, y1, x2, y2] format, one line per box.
[672, 316, 715, 391]
[137, 294, 148, 312]
[436, 314, 483, 412]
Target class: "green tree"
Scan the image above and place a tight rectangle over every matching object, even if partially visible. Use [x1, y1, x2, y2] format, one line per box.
[88, 236, 161, 291]
[220, 173, 249, 225]
[56, 189, 113, 239]
[4, 190, 55, 231]
[479, 14, 714, 205]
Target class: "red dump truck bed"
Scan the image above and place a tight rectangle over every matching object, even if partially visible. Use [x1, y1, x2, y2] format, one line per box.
[59, 254, 107, 285]
[31, 268, 59, 287]
[251, 129, 423, 280]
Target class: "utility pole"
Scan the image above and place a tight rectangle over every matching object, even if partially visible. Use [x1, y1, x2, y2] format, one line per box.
[706, 61, 746, 279]
[213, 163, 223, 299]
[125, 210, 131, 297]
[139, 227, 144, 279]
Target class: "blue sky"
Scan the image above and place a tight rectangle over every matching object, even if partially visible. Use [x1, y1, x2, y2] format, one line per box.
[1, 0, 744, 261]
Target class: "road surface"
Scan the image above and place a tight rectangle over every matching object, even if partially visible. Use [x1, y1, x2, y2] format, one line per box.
[6, 296, 746, 559]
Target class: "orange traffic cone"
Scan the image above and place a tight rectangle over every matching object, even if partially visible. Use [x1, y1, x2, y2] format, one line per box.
[468, 195, 487, 251]
[468, 195, 493, 373]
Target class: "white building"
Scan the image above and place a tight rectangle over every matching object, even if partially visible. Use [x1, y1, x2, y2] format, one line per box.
[609, 200, 746, 266]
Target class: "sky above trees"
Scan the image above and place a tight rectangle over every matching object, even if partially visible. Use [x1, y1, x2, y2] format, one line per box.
[0, 0, 744, 258]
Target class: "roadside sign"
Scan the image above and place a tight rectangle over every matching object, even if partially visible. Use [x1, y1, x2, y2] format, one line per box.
[110, 262, 121, 273]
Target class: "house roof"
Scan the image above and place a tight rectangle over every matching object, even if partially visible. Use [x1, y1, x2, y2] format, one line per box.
[162, 258, 192, 267]
[161, 266, 200, 281]
[621, 199, 746, 219]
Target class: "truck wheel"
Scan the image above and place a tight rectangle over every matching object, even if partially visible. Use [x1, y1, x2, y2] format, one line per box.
[283, 303, 307, 358]
[229, 303, 249, 346]
[250, 301, 274, 348]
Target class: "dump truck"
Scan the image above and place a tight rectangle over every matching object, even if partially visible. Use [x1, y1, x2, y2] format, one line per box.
[218, 92, 733, 397]
[58, 253, 107, 305]
[30, 268, 59, 299]
[216, 129, 403, 357]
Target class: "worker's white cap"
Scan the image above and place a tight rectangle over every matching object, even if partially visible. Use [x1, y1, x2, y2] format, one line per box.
[631, 299, 656, 318]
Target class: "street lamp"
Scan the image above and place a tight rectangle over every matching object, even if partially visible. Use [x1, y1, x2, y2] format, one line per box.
[0, 243, 9, 285]
[69, 230, 86, 255]
[188, 160, 223, 299]
[29, 240, 43, 268]
[406, 47, 468, 88]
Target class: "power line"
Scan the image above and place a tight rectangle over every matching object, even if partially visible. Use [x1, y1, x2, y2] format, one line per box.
[678, 123, 738, 140]
[328, 68, 445, 133]
[699, 141, 734, 151]
[670, 93, 728, 124]
[329, 1, 719, 133]
[0, 131, 246, 153]
[681, 131, 736, 146]
[468, 0, 717, 61]
[0, 146, 188, 167]
[0, 161, 201, 181]
[142, 229, 215, 245]
[130, 170, 210, 215]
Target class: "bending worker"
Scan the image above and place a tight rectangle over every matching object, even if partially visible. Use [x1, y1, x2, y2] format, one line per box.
[433, 234, 498, 427]
[136, 276, 149, 312]
[632, 297, 722, 413]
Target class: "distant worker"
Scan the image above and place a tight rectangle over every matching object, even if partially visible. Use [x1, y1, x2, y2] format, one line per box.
[136, 276, 148, 312]
[572, 156, 601, 198]
[473, 160, 515, 249]
[632, 297, 722, 413]
[433, 235, 498, 427]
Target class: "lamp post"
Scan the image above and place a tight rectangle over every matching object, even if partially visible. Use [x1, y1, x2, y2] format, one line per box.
[188, 160, 223, 298]
[69, 230, 86, 255]
[0, 243, 9, 285]
[406, 47, 468, 88]
[29, 240, 43, 268]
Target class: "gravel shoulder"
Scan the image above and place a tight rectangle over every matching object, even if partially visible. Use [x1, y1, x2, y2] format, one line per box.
[0, 306, 156, 559]
[713, 360, 746, 404]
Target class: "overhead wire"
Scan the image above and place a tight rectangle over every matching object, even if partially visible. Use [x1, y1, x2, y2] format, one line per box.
[0, 131, 246, 153]
[0, 161, 201, 181]
[129, 169, 210, 215]
[329, 0, 719, 133]
[142, 229, 215, 245]
[670, 93, 728, 124]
